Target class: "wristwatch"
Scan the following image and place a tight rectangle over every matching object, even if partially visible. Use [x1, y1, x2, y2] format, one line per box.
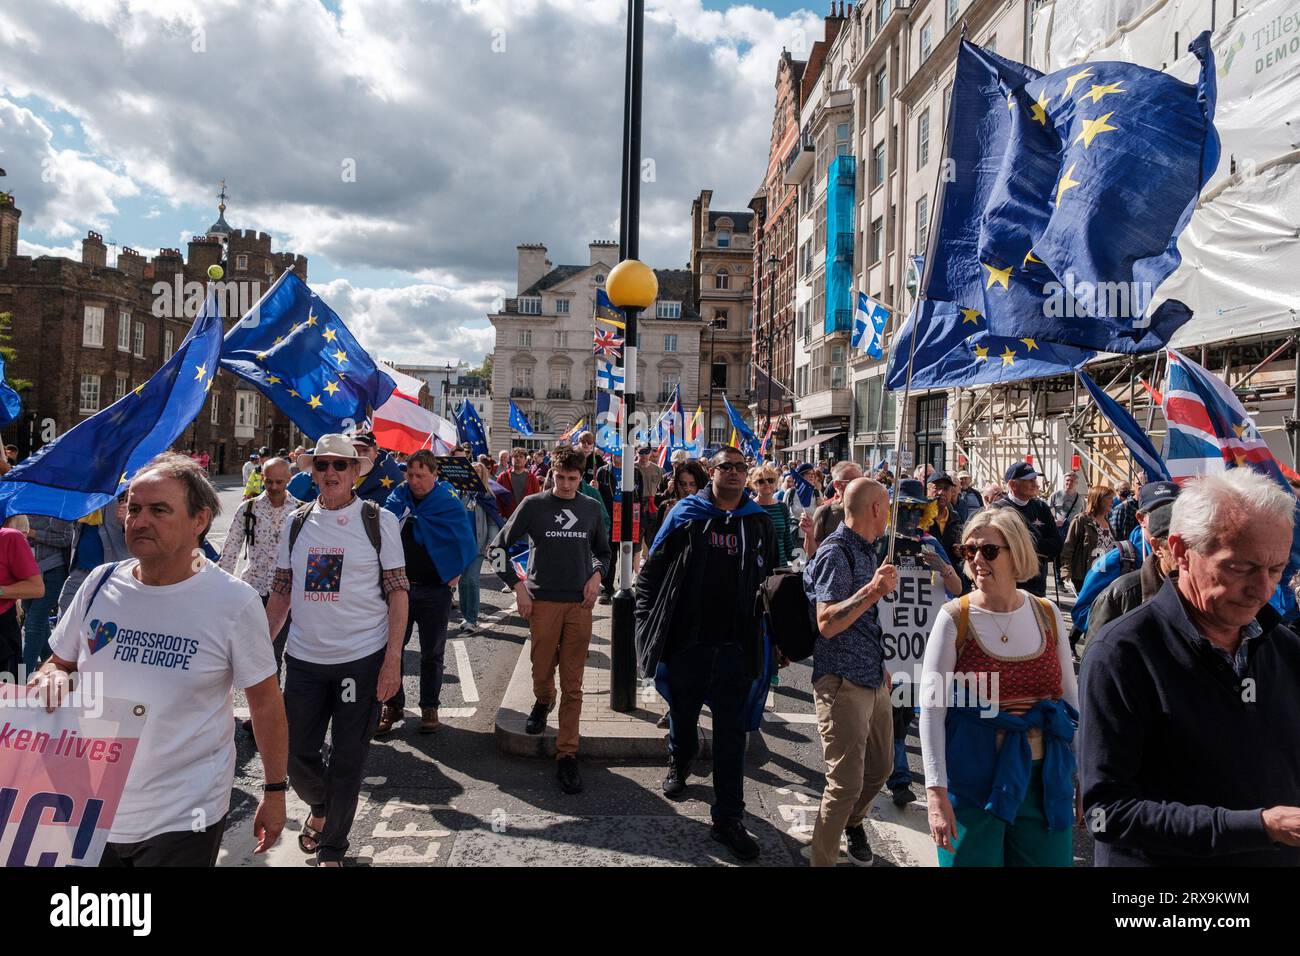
[263, 780, 288, 793]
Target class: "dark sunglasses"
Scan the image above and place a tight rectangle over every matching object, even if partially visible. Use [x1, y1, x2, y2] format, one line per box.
[313, 459, 353, 473]
[958, 543, 1007, 562]
[712, 461, 747, 473]
[754, 477, 776, 485]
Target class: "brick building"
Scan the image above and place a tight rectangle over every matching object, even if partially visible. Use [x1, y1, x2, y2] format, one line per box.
[0, 190, 308, 472]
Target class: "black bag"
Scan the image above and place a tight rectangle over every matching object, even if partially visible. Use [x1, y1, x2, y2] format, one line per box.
[757, 567, 818, 663]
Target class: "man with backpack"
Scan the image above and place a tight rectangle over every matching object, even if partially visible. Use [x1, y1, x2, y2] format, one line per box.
[802, 477, 898, 866]
[265, 434, 409, 866]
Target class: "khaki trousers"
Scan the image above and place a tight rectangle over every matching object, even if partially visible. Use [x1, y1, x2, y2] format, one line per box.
[810, 674, 893, 867]
[529, 601, 593, 759]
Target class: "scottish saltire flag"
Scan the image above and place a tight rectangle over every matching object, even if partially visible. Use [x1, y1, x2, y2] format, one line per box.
[853, 292, 889, 359]
[508, 400, 534, 436]
[593, 329, 623, 360]
[596, 360, 624, 392]
[594, 389, 623, 455]
[455, 400, 489, 458]
[786, 467, 817, 508]
[1078, 371, 1170, 482]
[0, 353, 22, 428]
[557, 417, 586, 445]
[885, 299, 1092, 390]
[222, 271, 396, 439]
[920, 37, 1219, 354]
[595, 289, 626, 330]
[722, 394, 759, 457]
[0, 289, 224, 521]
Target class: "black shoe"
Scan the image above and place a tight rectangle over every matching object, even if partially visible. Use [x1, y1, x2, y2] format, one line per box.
[891, 786, 916, 807]
[662, 761, 690, 799]
[845, 824, 874, 866]
[525, 700, 549, 735]
[710, 818, 760, 862]
[597, 592, 612, 605]
[556, 756, 583, 794]
[241, 718, 257, 751]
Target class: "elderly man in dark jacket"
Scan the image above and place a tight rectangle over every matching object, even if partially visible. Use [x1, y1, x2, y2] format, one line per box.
[635, 446, 777, 862]
[1080, 469, 1300, 866]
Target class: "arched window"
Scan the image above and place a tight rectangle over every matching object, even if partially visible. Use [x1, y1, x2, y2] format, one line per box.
[715, 268, 730, 290]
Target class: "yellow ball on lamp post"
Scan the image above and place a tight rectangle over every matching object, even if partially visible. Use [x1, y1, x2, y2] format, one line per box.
[605, 259, 657, 309]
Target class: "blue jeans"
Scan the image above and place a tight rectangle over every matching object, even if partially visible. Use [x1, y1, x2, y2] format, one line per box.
[22, 564, 66, 674]
[388, 582, 453, 710]
[665, 642, 750, 823]
[887, 701, 915, 792]
[458, 553, 483, 626]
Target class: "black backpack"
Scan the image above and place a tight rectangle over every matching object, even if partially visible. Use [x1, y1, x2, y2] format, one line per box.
[1117, 539, 1138, 575]
[287, 499, 384, 588]
[757, 568, 818, 662]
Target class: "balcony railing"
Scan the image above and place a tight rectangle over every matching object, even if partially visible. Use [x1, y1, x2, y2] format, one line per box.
[830, 309, 854, 334]
[509, 387, 534, 398]
[835, 156, 857, 185]
[583, 388, 597, 401]
[834, 233, 853, 261]
[546, 388, 571, 400]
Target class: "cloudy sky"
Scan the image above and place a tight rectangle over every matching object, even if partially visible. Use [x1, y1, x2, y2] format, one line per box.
[0, 0, 832, 366]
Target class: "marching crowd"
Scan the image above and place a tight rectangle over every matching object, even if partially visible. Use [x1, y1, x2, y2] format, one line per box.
[13, 427, 1300, 868]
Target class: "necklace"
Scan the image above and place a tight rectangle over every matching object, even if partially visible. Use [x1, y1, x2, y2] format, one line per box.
[975, 595, 1021, 643]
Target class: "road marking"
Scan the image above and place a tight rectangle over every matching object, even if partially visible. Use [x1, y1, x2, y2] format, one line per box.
[451, 639, 479, 702]
[233, 708, 250, 721]
[402, 706, 476, 718]
[768, 712, 818, 724]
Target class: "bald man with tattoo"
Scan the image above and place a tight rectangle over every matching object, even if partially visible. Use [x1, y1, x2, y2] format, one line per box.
[801, 477, 899, 867]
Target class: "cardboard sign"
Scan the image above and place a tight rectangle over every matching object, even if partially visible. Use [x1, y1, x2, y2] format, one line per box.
[877, 559, 945, 686]
[0, 689, 146, 867]
[611, 499, 640, 544]
[435, 456, 487, 496]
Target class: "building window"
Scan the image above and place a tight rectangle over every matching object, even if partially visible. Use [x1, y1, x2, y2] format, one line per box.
[710, 413, 728, 445]
[664, 334, 678, 353]
[831, 345, 846, 390]
[877, 0, 890, 28]
[519, 330, 532, 348]
[920, 20, 932, 63]
[236, 254, 249, 271]
[594, 274, 606, 284]
[872, 141, 886, 187]
[114, 373, 128, 402]
[716, 231, 731, 248]
[711, 362, 728, 390]
[916, 194, 930, 255]
[943, 82, 953, 128]
[211, 393, 220, 425]
[871, 217, 884, 264]
[873, 66, 888, 115]
[947, 0, 960, 29]
[133, 321, 145, 358]
[713, 309, 729, 330]
[513, 366, 533, 391]
[815, 202, 827, 253]
[518, 297, 541, 315]
[83, 306, 104, 348]
[237, 391, 261, 428]
[715, 269, 730, 290]
[918, 108, 930, 169]
[164, 328, 174, 356]
[117, 311, 131, 351]
[79, 374, 100, 414]
[266, 260, 274, 276]
[656, 301, 681, 319]
[555, 331, 567, 349]
[556, 298, 570, 314]
[662, 372, 680, 397]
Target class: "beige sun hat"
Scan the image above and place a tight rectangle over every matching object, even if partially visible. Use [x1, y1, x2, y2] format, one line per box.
[297, 433, 374, 477]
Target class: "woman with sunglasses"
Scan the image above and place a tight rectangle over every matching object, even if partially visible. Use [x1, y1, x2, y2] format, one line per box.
[919, 507, 1078, 867]
[748, 464, 797, 567]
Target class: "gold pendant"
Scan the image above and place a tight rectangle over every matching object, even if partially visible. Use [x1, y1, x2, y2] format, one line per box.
[1000, 635, 1009, 643]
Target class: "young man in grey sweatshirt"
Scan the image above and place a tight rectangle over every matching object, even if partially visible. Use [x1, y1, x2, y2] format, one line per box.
[489, 444, 611, 794]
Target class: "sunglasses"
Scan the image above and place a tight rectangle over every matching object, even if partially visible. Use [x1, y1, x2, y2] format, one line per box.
[313, 459, 353, 473]
[957, 543, 1008, 562]
[754, 477, 776, 485]
[712, 462, 747, 473]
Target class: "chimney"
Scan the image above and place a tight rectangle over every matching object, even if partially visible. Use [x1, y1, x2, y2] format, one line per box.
[117, 246, 145, 278]
[0, 193, 19, 269]
[588, 240, 618, 268]
[82, 230, 107, 269]
[516, 243, 549, 295]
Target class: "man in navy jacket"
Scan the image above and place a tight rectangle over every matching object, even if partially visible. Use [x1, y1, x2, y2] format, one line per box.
[1080, 469, 1300, 865]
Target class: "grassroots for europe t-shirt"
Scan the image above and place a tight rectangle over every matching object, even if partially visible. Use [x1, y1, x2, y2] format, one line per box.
[276, 497, 405, 665]
[48, 559, 275, 844]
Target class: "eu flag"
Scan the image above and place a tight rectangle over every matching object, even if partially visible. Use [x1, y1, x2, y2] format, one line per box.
[508, 400, 534, 436]
[221, 271, 396, 440]
[455, 400, 489, 459]
[921, 36, 1218, 354]
[722, 394, 759, 457]
[0, 353, 22, 428]
[0, 288, 225, 520]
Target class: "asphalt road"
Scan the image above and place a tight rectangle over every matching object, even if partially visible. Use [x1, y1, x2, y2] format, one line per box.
[208, 477, 1095, 867]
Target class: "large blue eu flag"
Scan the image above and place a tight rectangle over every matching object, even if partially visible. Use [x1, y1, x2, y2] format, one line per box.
[221, 271, 396, 439]
[455, 400, 489, 459]
[921, 36, 1218, 355]
[0, 289, 225, 520]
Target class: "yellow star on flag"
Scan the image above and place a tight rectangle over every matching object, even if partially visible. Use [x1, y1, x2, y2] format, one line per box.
[1055, 163, 1081, 205]
[332, 349, 348, 364]
[288, 389, 300, 399]
[960, 308, 982, 325]
[308, 394, 323, 409]
[1029, 91, 1050, 125]
[1063, 68, 1094, 97]
[1000, 346, 1018, 366]
[1081, 82, 1124, 105]
[205, 377, 213, 392]
[306, 313, 318, 326]
[274, 336, 284, 345]
[973, 344, 989, 361]
[119, 472, 128, 486]
[1075, 111, 1118, 148]
[380, 476, 394, 489]
[132, 384, 145, 396]
[267, 375, 281, 385]
[983, 262, 1012, 290]
[194, 364, 207, 381]
[1023, 249, 1043, 267]
[324, 380, 341, 396]
[1020, 338, 1040, 351]
[256, 351, 268, 361]
[323, 328, 338, 343]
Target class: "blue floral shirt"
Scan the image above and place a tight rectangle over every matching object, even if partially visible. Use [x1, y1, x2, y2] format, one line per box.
[803, 523, 884, 688]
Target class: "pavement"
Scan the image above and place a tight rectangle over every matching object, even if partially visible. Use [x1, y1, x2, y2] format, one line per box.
[209, 477, 1093, 867]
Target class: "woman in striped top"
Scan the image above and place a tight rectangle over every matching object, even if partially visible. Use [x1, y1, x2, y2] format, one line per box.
[748, 464, 797, 567]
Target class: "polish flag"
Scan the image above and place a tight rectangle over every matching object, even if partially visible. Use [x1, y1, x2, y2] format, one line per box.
[372, 394, 459, 456]
[377, 362, 428, 403]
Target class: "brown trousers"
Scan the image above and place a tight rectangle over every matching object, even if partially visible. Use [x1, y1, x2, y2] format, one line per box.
[529, 601, 593, 759]
[810, 674, 893, 867]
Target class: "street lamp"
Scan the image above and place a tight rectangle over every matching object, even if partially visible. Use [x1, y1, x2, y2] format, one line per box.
[763, 253, 777, 459]
[606, 257, 657, 714]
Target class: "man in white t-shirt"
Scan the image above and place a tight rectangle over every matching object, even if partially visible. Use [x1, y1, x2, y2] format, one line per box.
[266, 433, 409, 867]
[30, 453, 288, 866]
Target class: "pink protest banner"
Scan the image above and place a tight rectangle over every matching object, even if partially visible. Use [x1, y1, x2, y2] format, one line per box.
[0, 684, 145, 867]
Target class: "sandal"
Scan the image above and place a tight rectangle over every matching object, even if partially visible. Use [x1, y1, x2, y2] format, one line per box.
[298, 815, 324, 854]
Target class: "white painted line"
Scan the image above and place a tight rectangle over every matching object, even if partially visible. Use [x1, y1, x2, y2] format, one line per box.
[451, 639, 479, 702]
[402, 706, 476, 719]
[769, 712, 818, 725]
[233, 707, 250, 721]
[364, 776, 387, 786]
[766, 691, 775, 708]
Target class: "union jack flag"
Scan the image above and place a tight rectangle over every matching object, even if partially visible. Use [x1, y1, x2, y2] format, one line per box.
[593, 329, 623, 359]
